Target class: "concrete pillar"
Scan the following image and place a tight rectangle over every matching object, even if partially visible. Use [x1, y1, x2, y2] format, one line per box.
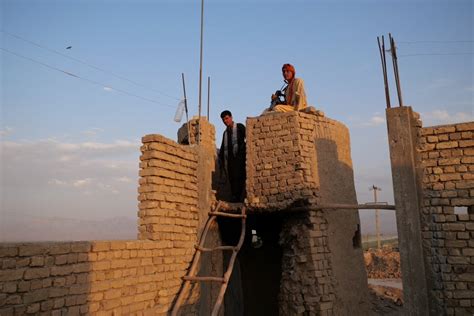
[386, 106, 429, 315]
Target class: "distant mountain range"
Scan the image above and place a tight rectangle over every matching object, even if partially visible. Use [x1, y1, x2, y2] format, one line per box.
[1, 209, 397, 242]
[1, 213, 137, 242]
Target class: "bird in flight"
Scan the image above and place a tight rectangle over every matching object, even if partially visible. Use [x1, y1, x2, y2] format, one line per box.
[66, 46, 72, 49]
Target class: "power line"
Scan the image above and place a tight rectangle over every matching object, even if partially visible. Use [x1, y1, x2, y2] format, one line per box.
[1, 30, 180, 101]
[1, 47, 175, 108]
[399, 40, 474, 44]
[399, 52, 474, 57]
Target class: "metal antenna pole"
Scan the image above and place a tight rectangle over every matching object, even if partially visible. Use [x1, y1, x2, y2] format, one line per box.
[207, 76, 210, 121]
[370, 185, 382, 249]
[377, 36, 391, 108]
[197, 0, 204, 144]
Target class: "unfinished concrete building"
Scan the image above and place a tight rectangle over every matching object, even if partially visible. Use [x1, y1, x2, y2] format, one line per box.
[0, 106, 473, 315]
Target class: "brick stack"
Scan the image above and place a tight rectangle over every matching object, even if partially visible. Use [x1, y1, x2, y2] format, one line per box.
[279, 211, 335, 315]
[419, 121, 474, 314]
[246, 111, 353, 210]
[0, 240, 190, 315]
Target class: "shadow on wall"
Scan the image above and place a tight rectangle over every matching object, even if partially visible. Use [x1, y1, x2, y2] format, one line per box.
[315, 138, 369, 314]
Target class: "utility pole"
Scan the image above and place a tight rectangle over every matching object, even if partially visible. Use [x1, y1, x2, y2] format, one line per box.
[370, 185, 382, 249]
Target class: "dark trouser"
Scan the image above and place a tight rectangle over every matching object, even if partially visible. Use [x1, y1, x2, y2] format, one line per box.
[228, 158, 246, 202]
[229, 175, 245, 202]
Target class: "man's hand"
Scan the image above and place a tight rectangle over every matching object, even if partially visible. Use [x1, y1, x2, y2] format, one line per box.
[271, 94, 277, 101]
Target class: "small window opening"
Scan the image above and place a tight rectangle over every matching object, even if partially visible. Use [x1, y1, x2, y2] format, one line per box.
[454, 206, 468, 215]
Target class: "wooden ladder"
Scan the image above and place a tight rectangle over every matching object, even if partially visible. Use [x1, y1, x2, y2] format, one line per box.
[171, 201, 247, 316]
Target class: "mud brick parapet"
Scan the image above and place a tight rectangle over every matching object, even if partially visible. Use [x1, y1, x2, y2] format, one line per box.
[246, 111, 354, 210]
[418, 121, 474, 315]
[138, 134, 199, 242]
[0, 241, 192, 315]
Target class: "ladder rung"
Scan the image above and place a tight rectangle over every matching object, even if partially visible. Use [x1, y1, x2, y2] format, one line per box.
[209, 211, 246, 218]
[195, 245, 238, 252]
[183, 276, 226, 283]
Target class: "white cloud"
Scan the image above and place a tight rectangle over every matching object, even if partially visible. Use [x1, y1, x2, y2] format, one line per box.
[368, 115, 385, 126]
[48, 179, 67, 186]
[348, 114, 386, 127]
[0, 127, 13, 137]
[73, 178, 93, 187]
[2, 137, 140, 222]
[82, 128, 105, 136]
[115, 176, 133, 183]
[421, 110, 474, 126]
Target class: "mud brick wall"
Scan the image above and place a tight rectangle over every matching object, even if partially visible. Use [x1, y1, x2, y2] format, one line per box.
[419, 121, 474, 315]
[246, 112, 369, 315]
[138, 134, 201, 313]
[246, 112, 355, 210]
[0, 241, 191, 315]
[279, 211, 335, 315]
[138, 134, 199, 241]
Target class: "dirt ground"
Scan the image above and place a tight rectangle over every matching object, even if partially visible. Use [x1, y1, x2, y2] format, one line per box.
[365, 246, 404, 315]
[364, 246, 401, 279]
[369, 284, 404, 315]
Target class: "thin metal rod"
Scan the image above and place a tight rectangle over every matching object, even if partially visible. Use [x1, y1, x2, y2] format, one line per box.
[207, 76, 210, 121]
[389, 33, 404, 107]
[181, 73, 189, 123]
[377, 36, 391, 108]
[197, 0, 204, 144]
[181, 73, 192, 145]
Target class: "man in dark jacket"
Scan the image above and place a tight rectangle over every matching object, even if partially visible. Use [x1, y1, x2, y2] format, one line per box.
[218, 110, 246, 202]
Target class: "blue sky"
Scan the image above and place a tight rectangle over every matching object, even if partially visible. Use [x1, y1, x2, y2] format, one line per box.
[1, 0, 472, 240]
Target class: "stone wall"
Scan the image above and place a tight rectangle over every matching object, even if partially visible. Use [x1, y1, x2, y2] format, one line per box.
[0, 240, 187, 315]
[418, 121, 474, 315]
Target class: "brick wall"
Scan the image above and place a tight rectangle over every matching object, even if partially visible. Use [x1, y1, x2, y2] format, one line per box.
[138, 134, 199, 242]
[246, 111, 369, 315]
[279, 211, 335, 315]
[0, 240, 188, 315]
[419, 121, 474, 315]
[246, 111, 353, 210]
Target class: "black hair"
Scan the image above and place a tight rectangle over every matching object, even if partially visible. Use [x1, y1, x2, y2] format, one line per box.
[220, 110, 232, 119]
